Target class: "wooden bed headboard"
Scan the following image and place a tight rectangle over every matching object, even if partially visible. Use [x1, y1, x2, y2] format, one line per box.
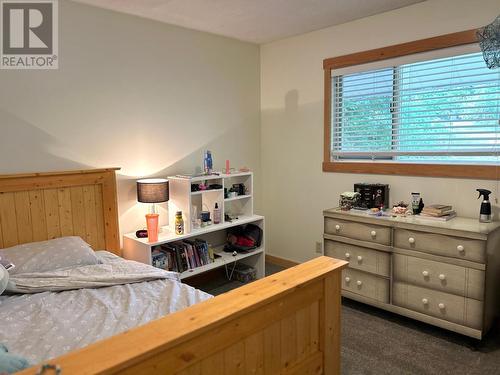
[0, 168, 120, 254]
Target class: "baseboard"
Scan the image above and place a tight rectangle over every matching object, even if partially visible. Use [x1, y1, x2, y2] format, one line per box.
[265, 254, 299, 269]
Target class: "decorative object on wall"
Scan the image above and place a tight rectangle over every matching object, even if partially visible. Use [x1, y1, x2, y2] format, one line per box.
[137, 178, 169, 242]
[477, 15, 500, 69]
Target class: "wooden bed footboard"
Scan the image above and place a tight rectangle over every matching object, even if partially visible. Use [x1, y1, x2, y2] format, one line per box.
[20, 256, 347, 375]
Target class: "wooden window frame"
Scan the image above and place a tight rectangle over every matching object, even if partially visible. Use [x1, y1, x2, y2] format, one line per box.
[322, 29, 500, 180]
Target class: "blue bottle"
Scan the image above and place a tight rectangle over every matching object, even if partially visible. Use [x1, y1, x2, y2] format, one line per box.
[204, 151, 213, 175]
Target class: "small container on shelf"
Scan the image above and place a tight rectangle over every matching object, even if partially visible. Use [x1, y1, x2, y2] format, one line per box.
[339, 191, 360, 211]
[233, 264, 257, 283]
[175, 211, 184, 235]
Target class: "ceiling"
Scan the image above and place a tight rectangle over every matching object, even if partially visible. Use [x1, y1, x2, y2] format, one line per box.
[74, 0, 425, 44]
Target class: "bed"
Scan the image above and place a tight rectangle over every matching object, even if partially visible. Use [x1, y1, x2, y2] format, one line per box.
[0, 168, 346, 374]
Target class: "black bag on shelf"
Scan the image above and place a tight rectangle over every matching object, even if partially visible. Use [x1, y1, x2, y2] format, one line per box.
[224, 224, 262, 253]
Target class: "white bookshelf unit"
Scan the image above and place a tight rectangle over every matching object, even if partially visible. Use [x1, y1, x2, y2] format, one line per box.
[123, 172, 264, 281]
[167, 172, 253, 233]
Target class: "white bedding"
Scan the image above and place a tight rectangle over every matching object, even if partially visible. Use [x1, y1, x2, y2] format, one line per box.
[6, 255, 180, 294]
[0, 252, 212, 366]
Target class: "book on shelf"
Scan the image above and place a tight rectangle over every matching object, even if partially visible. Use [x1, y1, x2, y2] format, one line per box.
[420, 209, 455, 217]
[151, 249, 168, 269]
[421, 204, 453, 215]
[417, 211, 457, 221]
[155, 239, 212, 272]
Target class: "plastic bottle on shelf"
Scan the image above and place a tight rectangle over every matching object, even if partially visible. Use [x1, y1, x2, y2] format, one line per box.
[203, 151, 213, 175]
[175, 211, 184, 235]
[213, 203, 221, 224]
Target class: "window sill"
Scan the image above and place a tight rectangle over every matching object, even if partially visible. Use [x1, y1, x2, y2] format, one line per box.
[322, 161, 500, 180]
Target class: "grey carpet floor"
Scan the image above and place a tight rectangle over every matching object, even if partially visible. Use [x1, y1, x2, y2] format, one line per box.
[200, 262, 285, 295]
[342, 298, 500, 375]
[203, 263, 500, 375]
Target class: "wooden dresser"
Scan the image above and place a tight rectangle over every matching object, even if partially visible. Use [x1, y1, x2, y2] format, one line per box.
[323, 208, 500, 339]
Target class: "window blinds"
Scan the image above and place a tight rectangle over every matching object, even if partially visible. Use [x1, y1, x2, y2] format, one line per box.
[331, 50, 500, 163]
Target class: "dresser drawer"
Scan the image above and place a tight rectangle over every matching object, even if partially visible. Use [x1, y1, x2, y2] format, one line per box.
[325, 240, 390, 277]
[325, 218, 391, 245]
[394, 229, 486, 263]
[342, 268, 389, 303]
[393, 254, 485, 300]
[393, 282, 483, 329]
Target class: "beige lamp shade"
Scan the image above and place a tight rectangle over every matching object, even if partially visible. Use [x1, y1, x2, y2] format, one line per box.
[136, 178, 169, 203]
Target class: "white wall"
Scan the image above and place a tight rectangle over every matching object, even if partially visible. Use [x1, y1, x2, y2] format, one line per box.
[0, 1, 261, 238]
[260, 0, 500, 262]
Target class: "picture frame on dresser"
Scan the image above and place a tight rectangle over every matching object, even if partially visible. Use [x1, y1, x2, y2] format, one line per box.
[323, 208, 500, 339]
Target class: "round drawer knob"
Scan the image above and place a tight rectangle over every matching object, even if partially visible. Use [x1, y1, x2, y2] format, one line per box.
[457, 245, 464, 252]
[357, 255, 363, 262]
[408, 237, 415, 244]
[422, 270, 429, 277]
[335, 224, 341, 231]
[356, 280, 362, 286]
[345, 277, 350, 283]
[438, 303, 446, 310]
[439, 274, 446, 281]
[345, 252, 350, 259]
[422, 298, 429, 305]
[370, 230, 377, 237]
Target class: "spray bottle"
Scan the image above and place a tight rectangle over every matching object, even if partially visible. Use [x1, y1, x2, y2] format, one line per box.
[477, 189, 492, 223]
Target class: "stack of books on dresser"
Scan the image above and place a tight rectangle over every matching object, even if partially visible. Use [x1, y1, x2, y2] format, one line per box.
[151, 239, 213, 272]
[418, 204, 456, 221]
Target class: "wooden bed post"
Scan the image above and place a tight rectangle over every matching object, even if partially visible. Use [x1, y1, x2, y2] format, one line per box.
[321, 271, 342, 374]
[101, 170, 120, 254]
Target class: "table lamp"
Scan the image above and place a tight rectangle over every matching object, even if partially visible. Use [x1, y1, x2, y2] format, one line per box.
[137, 178, 169, 242]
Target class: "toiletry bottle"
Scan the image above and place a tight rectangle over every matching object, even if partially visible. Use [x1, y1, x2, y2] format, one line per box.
[203, 151, 209, 174]
[204, 151, 213, 175]
[213, 203, 221, 224]
[477, 189, 492, 223]
[207, 151, 213, 173]
[411, 192, 421, 214]
[175, 211, 184, 235]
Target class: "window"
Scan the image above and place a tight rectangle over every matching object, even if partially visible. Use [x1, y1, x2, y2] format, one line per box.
[323, 30, 500, 179]
[332, 52, 500, 163]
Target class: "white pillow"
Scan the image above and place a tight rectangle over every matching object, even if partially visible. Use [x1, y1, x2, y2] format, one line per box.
[0, 265, 8, 295]
[0, 237, 100, 275]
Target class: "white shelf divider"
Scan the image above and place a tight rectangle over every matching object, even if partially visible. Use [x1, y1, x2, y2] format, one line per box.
[191, 189, 224, 196]
[224, 194, 252, 202]
[123, 214, 263, 247]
